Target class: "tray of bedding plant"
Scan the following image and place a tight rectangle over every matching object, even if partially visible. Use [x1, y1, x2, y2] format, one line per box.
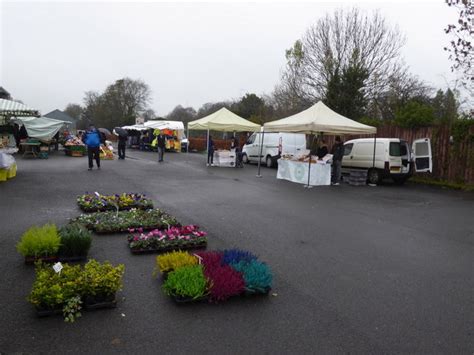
[77, 192, 154, 212]
[154, 249, 273, 303]
[127, 225, 207, 254]
[71, 209, 180, 234]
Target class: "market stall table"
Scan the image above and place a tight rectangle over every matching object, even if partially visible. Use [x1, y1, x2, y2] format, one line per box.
[277, 158, 331, 186]
[20, 142, 41, 158]
[213, 150, 236, 167]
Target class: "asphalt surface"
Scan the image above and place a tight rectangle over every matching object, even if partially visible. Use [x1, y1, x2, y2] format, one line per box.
[0, 148, 473, 354]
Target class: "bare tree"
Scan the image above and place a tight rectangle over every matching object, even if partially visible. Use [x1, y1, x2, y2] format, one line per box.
[280, 8, 406, 107]
[445, 0, 474, 93]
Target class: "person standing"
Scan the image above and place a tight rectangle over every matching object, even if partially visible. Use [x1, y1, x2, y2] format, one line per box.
[117, 133, 127, 159]
[331, 136, 344, 185]
[82, 124, 101, 170]
[157, 131, 166, 162]
[207, 135, 215, 166]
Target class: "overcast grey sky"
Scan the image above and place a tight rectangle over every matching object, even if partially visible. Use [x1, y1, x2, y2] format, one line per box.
[1, 1, 460, 117]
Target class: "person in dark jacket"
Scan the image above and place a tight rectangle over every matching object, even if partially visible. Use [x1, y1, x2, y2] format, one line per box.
[331, 136, 344, 185]
[82, 124, 101, 170]
[207, 135, 215, 166]
[157, 132, 166, 162]
[316, 139, 329, 160]
[116, 131, 127, 159]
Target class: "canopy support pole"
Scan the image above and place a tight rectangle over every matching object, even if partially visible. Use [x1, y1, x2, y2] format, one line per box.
[304, 133, 316, 189]
[256, 127, 265, 178]
[206, 129, 210, 166]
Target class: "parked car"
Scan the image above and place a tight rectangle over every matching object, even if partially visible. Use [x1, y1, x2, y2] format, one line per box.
[181, 136, 189, 152]
[341, 138, 432, 184]
[242, 132, 307, 168]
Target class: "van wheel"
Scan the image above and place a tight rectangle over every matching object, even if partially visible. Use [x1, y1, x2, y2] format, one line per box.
[242, 153, 249, 164]
[266, 156, 274, 168]
[368, 169, 381, 184]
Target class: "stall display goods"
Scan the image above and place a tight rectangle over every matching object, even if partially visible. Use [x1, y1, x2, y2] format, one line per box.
[28, 260, 124, 322]
[100, 144, 114, 160]
[64, 137, 86, 157]
[157, 249, 273, 303]
[277, 156, 331, 186]
[77, 193, 154, 212]
[72, 209, 180, 233]
[128, 225, 207, 254]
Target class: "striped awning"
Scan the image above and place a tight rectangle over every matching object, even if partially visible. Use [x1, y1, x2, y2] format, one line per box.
[0, 98, 40, 117]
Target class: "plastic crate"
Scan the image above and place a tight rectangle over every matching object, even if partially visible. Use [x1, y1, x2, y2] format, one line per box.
[7, 163, 17, 179]
[0, 169, 7, 182]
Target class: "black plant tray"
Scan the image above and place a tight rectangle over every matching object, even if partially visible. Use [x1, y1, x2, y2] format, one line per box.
[243, 287, 272, 296]
[24, 255, 58, 265]
[78, 205, 153, 213]
[36, 307, 63, 317]
[170, 295, 209, 304]
[93, 223, 181, 234]
[83, 300, 117, 310]
[130, 242, 207, 255]
[58, 255, 88, 263]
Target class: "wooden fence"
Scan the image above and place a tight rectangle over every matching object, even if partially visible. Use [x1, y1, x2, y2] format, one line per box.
[189, 125, 474, 184]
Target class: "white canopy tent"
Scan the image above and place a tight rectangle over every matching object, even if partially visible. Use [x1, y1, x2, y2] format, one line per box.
[188, 107, 260, 132]
[122, 124, 148, 131]
[187, 108, 260, 162]
[0, 99, 40, 120]
[263, 101, 377, 186]
[264, 101, 376, 135]
[144, 120, 185, 140]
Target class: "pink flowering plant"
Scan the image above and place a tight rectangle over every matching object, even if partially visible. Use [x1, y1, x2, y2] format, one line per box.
[127, 225, 207, 253]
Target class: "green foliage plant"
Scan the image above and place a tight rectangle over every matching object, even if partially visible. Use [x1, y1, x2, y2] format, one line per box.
[162, 265, 209, 299]
[16, 224, 61, 257]
[28, 262, 83, 309]
[80, 260, 125, 297]
[58, 224, 92, 257]
[155, 251, 198, 274]
[63, 296, 82, 323]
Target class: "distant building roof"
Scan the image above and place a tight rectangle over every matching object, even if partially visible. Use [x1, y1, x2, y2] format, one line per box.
[45, 109, 77, 123]
[0, 87, 11, 100]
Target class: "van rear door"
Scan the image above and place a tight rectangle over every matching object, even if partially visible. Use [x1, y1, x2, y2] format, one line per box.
[412, 138, 432, 173]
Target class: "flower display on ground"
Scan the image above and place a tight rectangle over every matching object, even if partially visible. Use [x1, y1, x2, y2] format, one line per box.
[128, 225, 207, 253]
[77, 193, 153, 212]
[157, 249, 273, 303]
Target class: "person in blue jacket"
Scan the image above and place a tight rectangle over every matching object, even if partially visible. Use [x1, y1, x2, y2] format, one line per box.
[82, 124, 101, 170]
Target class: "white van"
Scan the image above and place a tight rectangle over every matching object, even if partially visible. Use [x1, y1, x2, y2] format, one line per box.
[242, 132, 307, 168]
[341, 138, 432, 184]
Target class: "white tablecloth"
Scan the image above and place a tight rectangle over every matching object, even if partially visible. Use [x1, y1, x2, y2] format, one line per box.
[277, 159, 331, 186]
[213, 150, 236, 167]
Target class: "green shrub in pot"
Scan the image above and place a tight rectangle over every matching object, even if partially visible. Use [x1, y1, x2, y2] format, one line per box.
[16, 224, 61, 257]
[58, 223, 92, 257]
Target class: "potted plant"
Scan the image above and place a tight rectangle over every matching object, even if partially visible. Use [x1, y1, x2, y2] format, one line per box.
[77, 193, 154, 212]
[227, 259, 273, 295]
[16, 224, 61, 264]
[58, 224, 92, 261]
[155, 250, 198, 275]
[162, 265, 209, 302]
[203, 265, 245, 302]
[128, 225, 207, 254]
[80, 260, 125, 307]
[28, 260, 125, 321]
[72, 209, 180, 233]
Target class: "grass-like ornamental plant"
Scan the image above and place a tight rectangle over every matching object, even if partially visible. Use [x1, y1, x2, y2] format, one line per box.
[195, 251, 223, 269]
[162, 265, 208, 300]
[16, 224, 61, 257]
[222, 249, 257, 265]
[204, 265, 245, 302]
[229, 260, 273, 293]
[58, 224, 92, 257]
[156, 251, 198, 274]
